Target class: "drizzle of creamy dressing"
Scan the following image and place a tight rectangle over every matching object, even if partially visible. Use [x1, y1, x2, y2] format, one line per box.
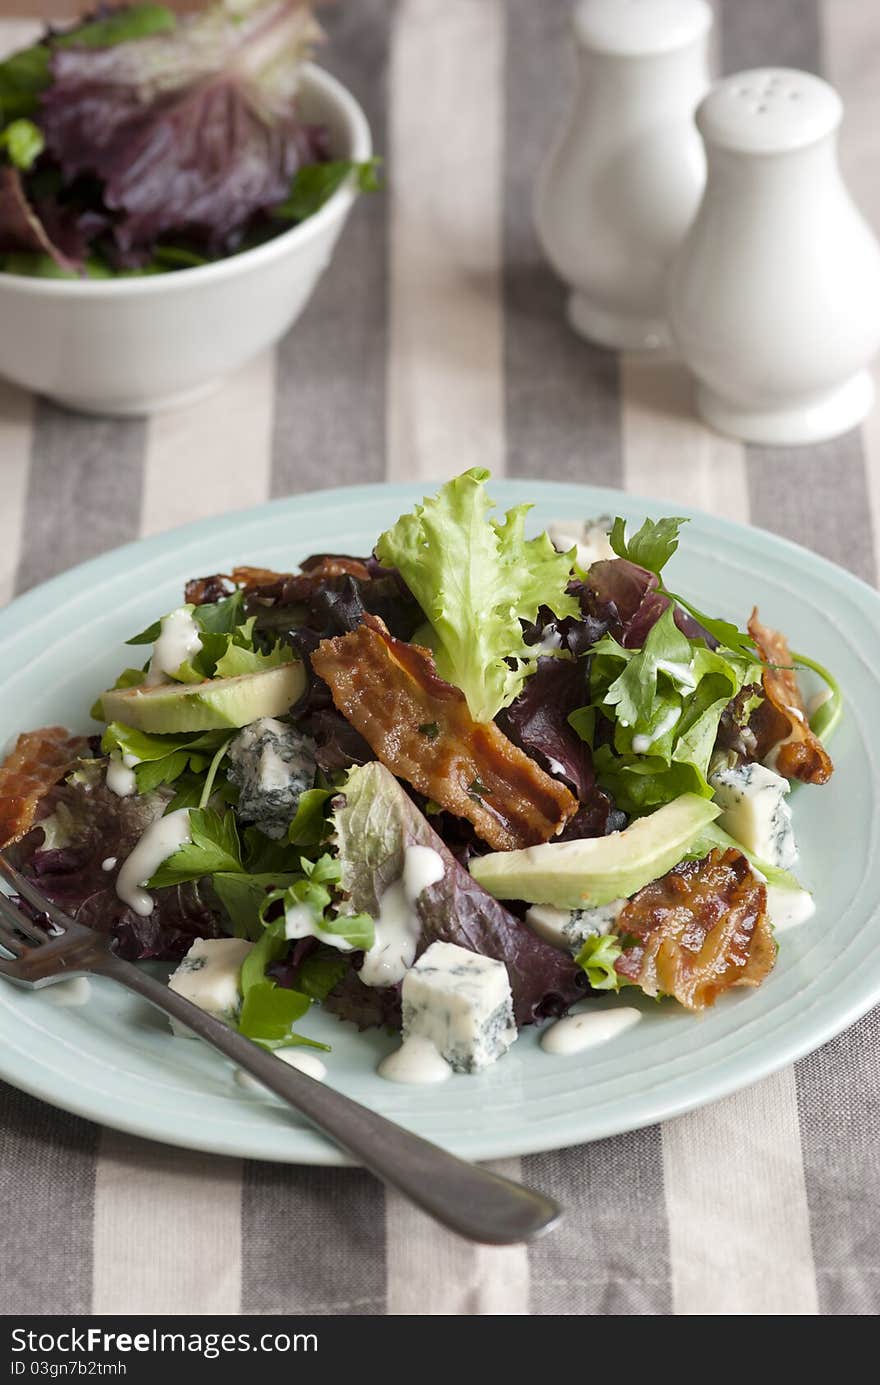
[377, 1034, 452, 1085]
[632, 705, 681, 754]
[101, 857, 117, 872]
[115, 809, 191, 917]
[359, 846, 445, 988]
[235, 1049, 327, 1093]
[766, 884, 816, 933]
[145, 607, 203, 686]
[655, 658, 697, 691]
[44, 976, 92, 1007]
[541, 1005, 642, 1055]
[106, 751, 137, 798]
[533, 629, 563, 657]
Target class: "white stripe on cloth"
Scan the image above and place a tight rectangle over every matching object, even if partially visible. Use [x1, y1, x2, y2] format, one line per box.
[386, 0, 505, 484]
[383, 0, 525, 1313]
[92, 353, 275, 1313]
[92, 1134, 243, 1316]
[620, 352, 818, 1315]
[140, 352, 276, 536]
[386, 1158, 529, 1316]
[822, 0, 880, 581]
[0, 382, 33, 609]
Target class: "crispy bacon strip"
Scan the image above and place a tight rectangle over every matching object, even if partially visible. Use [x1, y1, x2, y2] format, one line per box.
[748, 609, 833, 784]
[0, 727, 89, 849]
[614, 847, 776, 1010]
[311, 615, 578, 850]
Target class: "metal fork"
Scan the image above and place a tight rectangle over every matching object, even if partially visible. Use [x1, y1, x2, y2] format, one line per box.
[0, 854, 560, 1245]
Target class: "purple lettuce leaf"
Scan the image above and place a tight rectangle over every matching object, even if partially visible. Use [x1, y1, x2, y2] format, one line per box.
[583, 559, 715, 649]
[40, 0, 325, 257]
[328, 762, 587, 1030]
[11, 775, 224, 961]
[497, 654, 625, 838]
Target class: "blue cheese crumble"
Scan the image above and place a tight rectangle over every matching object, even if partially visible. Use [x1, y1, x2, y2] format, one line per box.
[710, 761, 798, 869]
[525, 901, 624, 954]
[401, 941, 517, 1074]
[167, 936, 253, 1037]
[227, 717, 317, 839]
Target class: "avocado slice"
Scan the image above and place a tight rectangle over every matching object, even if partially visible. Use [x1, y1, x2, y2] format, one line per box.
[97, 662, 306, 733]
[469, 794, 721, 908]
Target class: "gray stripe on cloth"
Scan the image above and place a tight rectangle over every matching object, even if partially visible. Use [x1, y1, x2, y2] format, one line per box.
[15, 402, 146, 593]
[241, 1163, 385, 1315]
[270, 0, 390, 497]
[523, 1128, 672, 1315]
[722, 0, 880, 1317]
[0, 1091, 96, 1314]
[503, 0, 621, 486]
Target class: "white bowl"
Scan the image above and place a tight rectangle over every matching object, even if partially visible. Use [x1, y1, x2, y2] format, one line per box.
[0, 64, 371, 416]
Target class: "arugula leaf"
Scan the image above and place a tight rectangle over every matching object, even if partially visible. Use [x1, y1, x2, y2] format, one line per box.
[213, 871, 302, 940]
[610, 515, 687, 574]
[0, 118, 43, 170]
[237, 919, 326, 1050]
[148, 808, 241, 887]
[375, 468, 579, 722]
[293, 947, 349, 1002]
[287, 788, 333, 847]
[260, 853, 375, 954]
[575, 934, 625, 991]
[273, 157, 382, 222]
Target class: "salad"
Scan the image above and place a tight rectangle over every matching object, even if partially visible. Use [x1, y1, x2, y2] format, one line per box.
[0, 471, 841, 1083]
[0, 0, 378, 280]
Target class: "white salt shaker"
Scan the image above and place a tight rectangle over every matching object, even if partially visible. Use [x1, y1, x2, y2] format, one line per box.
[534, 0, 712, 351]
[669, 69, 880, 445]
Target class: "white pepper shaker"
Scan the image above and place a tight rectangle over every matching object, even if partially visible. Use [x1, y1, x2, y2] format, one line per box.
[669, 69, 880, 445]
[534, 0, 712, 351]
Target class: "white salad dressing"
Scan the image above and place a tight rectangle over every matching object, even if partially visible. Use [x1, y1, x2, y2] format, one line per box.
[377, 1034, 452, 1085]
[115, 809, 191, 917]
[106, 751, 137, 798]
[283, 901, 354, 952]
[533, 629, 563, 657]
[101, 857, 117, 872]
[145, 607, 203, 686]
[235, 1049, 327, 1094]
[766, 884, 816, 933]
[655, 658, 697, 691]
[44, 976, 92, 1007]
[541, 1005, 642, 1055]
[632, 705, 681, 754]
[359, 846, 446, 988]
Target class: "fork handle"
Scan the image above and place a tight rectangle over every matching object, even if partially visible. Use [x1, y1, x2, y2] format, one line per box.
[93, 952, 560, 1246]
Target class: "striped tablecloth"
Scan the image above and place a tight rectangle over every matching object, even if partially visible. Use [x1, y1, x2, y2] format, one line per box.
[1, 0, 878, 1318]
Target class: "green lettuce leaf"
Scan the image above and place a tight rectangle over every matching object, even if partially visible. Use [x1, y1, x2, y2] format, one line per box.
[575, 934, 625, 991]
[375, 468, 579, 722]
[273, 157, 382, 222]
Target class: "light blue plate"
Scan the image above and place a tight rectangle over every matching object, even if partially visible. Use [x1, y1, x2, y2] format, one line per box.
[0, 480, 877, 1165]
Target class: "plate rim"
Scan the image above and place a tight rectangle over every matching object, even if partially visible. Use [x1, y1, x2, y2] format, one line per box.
[0, 475, 878, 1165]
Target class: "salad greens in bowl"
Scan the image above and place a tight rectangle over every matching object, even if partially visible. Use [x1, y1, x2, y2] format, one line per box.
[0, 470, 842, 1090]
[0, 0, 375, 413]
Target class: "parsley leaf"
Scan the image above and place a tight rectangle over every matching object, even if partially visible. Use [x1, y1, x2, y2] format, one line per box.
[147, 807, 242, 887]
[610, 515, 687, 573]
